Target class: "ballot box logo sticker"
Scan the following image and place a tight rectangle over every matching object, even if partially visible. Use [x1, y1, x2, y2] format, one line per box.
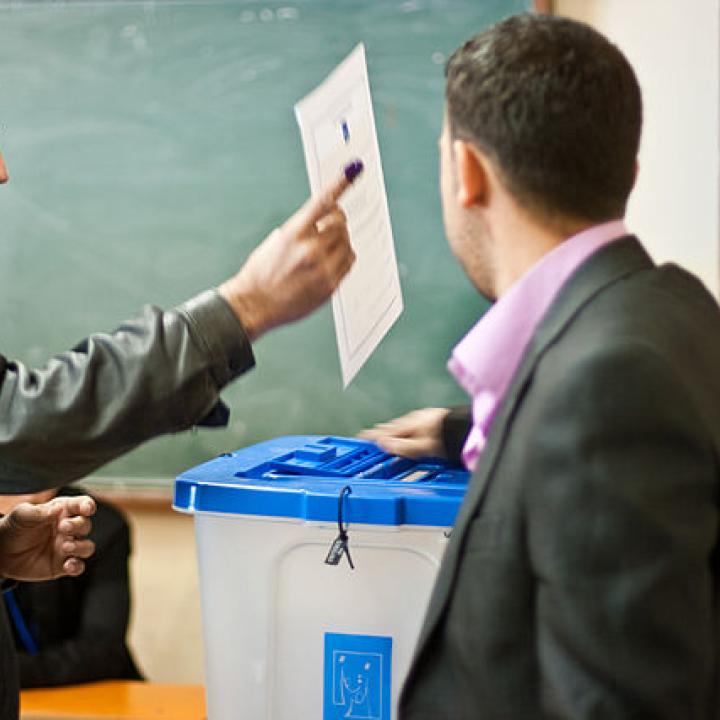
[324, 632, 392, 720]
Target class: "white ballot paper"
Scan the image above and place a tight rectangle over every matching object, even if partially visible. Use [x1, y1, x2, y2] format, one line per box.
[295, 44, 403, 387]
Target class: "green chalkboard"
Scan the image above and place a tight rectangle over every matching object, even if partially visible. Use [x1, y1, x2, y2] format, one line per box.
[0, 0, 525, 482]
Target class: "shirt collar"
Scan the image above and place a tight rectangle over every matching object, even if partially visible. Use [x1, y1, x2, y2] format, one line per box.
[448, 219, 629, 401]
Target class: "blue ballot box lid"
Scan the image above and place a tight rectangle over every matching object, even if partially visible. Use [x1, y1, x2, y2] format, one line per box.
[174, 436, 470, 527]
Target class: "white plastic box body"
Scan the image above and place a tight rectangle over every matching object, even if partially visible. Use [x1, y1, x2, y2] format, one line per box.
[174, 436, 468, 720]
[193, 511, 450, 720]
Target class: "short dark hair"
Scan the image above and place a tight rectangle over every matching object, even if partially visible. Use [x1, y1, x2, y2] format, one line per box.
[445, 13, 642, 222]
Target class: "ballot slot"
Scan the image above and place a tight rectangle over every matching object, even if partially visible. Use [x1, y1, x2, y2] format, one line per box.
[176, 434, 472, 532]
[237, 437, 448, 483]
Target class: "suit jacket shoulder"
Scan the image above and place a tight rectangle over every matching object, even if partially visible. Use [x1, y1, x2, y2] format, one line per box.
[401, 237, 720, 720]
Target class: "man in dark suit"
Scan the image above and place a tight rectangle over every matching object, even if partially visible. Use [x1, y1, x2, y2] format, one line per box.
[363, 13, 720, 719]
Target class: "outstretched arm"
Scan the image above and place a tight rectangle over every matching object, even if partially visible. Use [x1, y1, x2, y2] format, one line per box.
[0, 166, 360, 492]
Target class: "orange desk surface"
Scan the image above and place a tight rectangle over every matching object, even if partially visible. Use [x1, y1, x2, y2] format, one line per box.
[20, 681, 206, 720]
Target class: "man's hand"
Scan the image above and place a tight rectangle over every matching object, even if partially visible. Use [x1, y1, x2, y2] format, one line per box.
[359, 407, 451, 459]
[219, 166, 361, 342]
[0, 151, 8, 184]
[0, 495, 96, 581]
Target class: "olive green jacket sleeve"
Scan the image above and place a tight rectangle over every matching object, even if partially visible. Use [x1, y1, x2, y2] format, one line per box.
[0, 290, 254, 492]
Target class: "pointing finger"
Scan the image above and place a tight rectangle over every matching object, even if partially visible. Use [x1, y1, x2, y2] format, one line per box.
[288, 159, 363, 235]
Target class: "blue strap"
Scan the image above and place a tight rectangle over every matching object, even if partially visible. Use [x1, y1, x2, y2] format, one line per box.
[4, 589, 38, 655]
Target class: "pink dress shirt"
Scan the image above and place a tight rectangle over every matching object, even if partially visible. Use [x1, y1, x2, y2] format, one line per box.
[447, 220, 629, 470]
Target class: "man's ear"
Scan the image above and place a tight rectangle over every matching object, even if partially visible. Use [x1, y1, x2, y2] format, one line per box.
[0, 153, 8, 185]
[453, 140, 487, 208]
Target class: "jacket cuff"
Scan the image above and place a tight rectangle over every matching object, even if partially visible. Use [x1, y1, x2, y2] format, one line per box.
[176, 289, 255, 388]
[441, 405, 472, 467]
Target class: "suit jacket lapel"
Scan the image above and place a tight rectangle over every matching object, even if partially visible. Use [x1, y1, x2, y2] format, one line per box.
[411, 236, 655, 661]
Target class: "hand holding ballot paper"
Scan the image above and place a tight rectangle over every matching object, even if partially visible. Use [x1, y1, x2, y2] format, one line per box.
[296, 44, 404, 386]
[219, 161, 362, 342]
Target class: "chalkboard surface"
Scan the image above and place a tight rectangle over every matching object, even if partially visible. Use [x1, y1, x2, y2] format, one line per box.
[0, 0, 525, 481]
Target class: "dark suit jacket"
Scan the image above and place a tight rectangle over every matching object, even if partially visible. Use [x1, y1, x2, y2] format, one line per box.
[400, 237, 720, 719]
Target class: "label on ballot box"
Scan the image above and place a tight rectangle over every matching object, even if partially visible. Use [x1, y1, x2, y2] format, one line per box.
[324, 632, 392, 720]
[174, 436, 469, 720]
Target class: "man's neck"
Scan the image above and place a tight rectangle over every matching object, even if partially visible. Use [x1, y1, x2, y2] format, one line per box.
[490, 203, 594, 297]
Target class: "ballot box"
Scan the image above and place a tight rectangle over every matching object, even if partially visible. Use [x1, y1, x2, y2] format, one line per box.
[174, 436, 469, 720]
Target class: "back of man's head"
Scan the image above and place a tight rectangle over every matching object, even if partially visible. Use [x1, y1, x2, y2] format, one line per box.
[445, 13, 642, 224]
